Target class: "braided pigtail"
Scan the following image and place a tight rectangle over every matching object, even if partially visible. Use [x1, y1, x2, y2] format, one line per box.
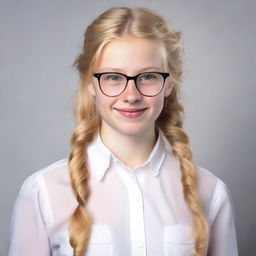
[68, 120, 98, 255]
[68, 76, 100, 255]
[158, 87, 209, 256]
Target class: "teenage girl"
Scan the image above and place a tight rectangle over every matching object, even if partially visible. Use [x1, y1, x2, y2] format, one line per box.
[9, 7, 238, 256]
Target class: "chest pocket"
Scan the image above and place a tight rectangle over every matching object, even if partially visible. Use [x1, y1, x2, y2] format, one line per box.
[50, 226, 112, 256]
[86, 225, 113, 256]
[164, 225, 195, 256]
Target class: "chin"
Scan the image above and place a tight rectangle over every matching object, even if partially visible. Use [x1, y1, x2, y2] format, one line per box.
[115, 124, 153, 137]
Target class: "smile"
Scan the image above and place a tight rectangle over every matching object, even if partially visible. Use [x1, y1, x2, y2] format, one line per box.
[114, 108, 147, 118]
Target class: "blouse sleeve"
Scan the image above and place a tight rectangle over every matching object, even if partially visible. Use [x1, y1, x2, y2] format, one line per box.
[207, 179, 239, 256]
[8, 174, 51, 256]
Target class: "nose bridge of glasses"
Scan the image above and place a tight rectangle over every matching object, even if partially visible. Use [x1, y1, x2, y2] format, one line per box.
[126, 74, 139, 84]
[122, 75, 142, 96]
[125, 75, 139, 89]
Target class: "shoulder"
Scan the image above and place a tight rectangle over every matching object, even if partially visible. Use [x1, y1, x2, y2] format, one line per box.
[196, 166, 235, 224]
[196, 166, 231, 198]
[11, 159, 69, 232]
[19, 158, 68, 196]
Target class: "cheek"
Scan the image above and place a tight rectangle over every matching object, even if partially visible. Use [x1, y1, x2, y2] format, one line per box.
[95, 94, 114, 111]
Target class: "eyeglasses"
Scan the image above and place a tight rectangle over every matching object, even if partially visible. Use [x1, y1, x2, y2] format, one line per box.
[93, 72, 169, 97]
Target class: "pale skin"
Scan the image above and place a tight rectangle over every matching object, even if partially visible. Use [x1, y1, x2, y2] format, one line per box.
[88, 37, 173, 168]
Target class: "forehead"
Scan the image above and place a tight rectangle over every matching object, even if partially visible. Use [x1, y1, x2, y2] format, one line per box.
[96, 37, 166, 73]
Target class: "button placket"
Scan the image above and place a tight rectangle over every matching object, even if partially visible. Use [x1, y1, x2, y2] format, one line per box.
[129, 181, 146, 256]
[117, 167, 147, 256]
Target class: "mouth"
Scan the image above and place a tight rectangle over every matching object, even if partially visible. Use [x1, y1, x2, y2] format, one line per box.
[114, 107, 148, 118]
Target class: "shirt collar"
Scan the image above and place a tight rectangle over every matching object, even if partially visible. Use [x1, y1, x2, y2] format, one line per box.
[148, 130, 166, 177]
[87, 134, 112, 181]
[87, 130, 168, 181]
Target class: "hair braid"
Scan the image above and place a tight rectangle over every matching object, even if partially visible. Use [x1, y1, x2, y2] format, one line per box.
[158, 88, 208, 256]
[68, 79, 100, 255]
[68, 118, 98, 256]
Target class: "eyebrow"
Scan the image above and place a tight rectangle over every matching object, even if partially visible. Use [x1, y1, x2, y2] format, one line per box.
[97, 66, 163, 73]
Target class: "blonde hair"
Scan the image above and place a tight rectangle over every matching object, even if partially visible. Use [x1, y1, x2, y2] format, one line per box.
[68, 7, 208, 256]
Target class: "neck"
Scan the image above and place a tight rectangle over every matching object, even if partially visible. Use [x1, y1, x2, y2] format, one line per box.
[100, 128, 157, 169]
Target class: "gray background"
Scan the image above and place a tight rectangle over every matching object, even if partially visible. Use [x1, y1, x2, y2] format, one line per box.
[0, 0, 255, 255]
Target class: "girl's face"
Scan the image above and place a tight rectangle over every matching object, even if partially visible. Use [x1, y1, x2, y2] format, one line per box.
[88, 37, 173, 138]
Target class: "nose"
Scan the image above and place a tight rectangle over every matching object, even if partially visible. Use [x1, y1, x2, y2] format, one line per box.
[121, 79, 142, 103]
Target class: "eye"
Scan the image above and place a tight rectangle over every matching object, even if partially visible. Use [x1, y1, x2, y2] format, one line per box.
[139, 73, 157, 81]
[102, 73, 122, 81]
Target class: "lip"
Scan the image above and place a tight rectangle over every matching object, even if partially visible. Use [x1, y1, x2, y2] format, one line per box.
[114, 107, 147, 118]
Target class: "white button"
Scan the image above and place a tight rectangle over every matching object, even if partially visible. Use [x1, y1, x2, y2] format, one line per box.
[136, 240, 144, 248]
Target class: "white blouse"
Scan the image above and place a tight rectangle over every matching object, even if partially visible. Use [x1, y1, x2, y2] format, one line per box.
[8, 132, 238, 256]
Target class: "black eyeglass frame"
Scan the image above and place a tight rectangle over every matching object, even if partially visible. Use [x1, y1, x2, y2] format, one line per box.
[93, 72, 170, 97]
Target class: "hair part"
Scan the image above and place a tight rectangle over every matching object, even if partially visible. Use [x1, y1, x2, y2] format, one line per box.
[69, 7, 208, 256]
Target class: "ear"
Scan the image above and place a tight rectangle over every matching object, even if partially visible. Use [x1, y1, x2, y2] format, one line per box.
[88, 82, 96, 96]
[164, 80, 173, 97]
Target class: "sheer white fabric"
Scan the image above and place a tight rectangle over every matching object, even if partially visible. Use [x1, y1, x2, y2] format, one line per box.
[9, 132, 238, 256]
